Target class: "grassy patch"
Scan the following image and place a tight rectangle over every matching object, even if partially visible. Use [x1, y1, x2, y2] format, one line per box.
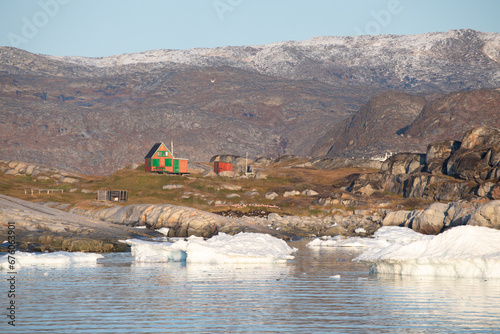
[0, 162, 394, 216]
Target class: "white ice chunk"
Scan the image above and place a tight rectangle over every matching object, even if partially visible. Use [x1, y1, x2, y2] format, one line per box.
[121, 239, 186, 263]
[156, 227, 170, 236]
[182, 233, 296, 264]
[0, 251, 103, 270]
[307, 226, 431, 249]
[122, 233, 296, 264]
[354, 226, 500, 278]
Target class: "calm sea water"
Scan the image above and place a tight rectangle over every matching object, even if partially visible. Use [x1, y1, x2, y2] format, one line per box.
[6, 240, 500, 333]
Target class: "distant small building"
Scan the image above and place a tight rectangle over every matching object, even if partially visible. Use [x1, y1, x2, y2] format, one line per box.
[214, 161, 233, 175]
[97, 190, 128, 202]
[144, 142, 188, 174]
[211, 155, 253, 175]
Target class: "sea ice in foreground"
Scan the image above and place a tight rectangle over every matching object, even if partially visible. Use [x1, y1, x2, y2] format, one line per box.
[354, 226, 500, 278]
[122, 238, 187, 262]
[122, 232, 296, 264]
[0, 251, 103, 270]
[307, 226, 432, 248]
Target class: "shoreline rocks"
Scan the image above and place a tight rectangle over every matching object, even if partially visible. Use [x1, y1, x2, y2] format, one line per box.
[0, 160, 83, 184]
[382, 199, 500, 234]
[2, 191, 500, 253]
[0, 194, 157, 252]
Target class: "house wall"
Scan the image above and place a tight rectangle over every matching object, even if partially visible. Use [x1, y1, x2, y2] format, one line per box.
[145, 143, 188, 173]
[214, 161, 233, 175]
[176, 159, 189, 173]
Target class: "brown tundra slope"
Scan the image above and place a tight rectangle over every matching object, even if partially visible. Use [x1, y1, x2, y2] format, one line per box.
[311, 88, 500, 159]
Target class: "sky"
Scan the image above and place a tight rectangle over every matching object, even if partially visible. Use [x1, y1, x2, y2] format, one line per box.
[0, 0, 499, 58]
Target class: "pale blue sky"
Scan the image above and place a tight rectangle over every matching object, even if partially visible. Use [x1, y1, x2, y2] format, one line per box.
[0, 0, 499, 57]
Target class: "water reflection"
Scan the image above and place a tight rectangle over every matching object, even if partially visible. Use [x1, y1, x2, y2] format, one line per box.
[7, 242, 500, 333]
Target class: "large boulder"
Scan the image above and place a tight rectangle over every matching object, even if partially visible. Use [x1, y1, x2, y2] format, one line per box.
[467, 200, 500, 229]
[410, 202, 450, 234]
[460, 127, 500, 150]
[382, 210, 414, 227]
[442, 200, 478, 228]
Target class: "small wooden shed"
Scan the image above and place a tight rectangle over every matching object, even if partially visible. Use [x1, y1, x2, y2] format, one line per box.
[144, 142, 188, 174]
[214, 161, 233, 175]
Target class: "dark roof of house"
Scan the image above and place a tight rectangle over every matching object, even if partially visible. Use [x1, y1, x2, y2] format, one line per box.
[144, 143, 163, 159]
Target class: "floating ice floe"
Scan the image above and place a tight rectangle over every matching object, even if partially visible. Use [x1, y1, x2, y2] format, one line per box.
[122, 238, 186, 262]
[156, 227, 170, 236]
[122, 232, 296, 264]
[307, 226, 432, 248]
[354, 226, 500, 278]
[0, 251, 103, 270]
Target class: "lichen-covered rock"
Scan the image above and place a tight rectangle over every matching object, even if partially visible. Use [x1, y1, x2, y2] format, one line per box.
[265, 192, 279, 200]
[283, 190, 300, 197]
[468, 200, 500, 229]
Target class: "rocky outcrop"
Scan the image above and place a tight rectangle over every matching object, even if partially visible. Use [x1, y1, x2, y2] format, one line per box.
[446, 127, 500, 181]
[71, 203, 292, 239]
[425, 140, 461, 175]
[347, 127, 500, 201]
[381, 153, 426, 175]
[241, 210, 384, 238]
[381, 200, 498, 234]
[0, 194, 156, 252]
[0, 160, 83, 183]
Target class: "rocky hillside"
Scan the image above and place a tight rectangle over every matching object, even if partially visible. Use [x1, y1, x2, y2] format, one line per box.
[42, 29, 500, 92]
[312, 88, 500, 158]
[346, 127, 500, 202]
[0, 29, 499, 174]
[310, 92, 428, 157]
[404, 88, 500, 142]
[0, 64, 373, 174]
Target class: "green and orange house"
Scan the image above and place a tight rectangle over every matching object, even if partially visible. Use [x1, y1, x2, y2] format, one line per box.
[144, 142, 188, 174]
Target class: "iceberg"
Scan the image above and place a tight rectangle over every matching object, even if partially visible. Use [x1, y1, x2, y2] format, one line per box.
[308, 226, 434, 249]
[122, 238, 187, 263]
[354, 226, 500, 278]
[307, 226, 431, 249]
[0, 251, 103, 270]
[122, 232, 296, 264]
